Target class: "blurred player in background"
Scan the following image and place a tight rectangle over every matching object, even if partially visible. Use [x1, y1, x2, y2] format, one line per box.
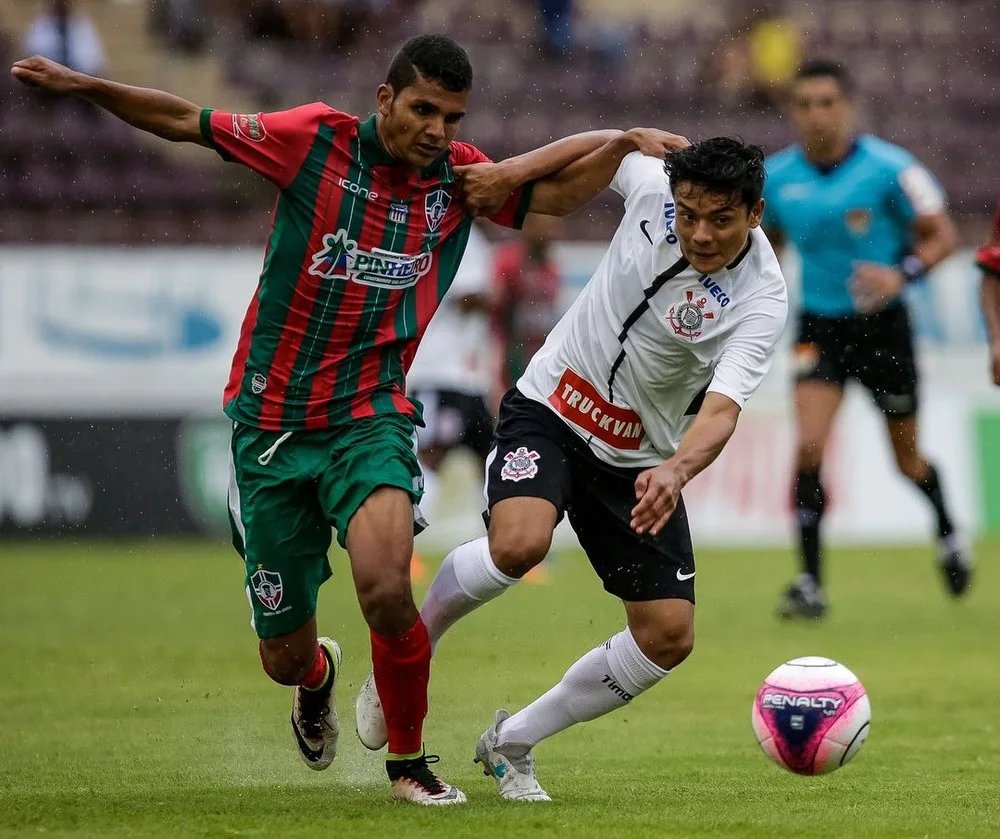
[358, 135, 788, 801]
[492, 214, 564, 405]
[764, 59, 966, 620]
[976, 198, 1000, 386]
[11, 35, 628, 805]
[406, 222, 495, 519]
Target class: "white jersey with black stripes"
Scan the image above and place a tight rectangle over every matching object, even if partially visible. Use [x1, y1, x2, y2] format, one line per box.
[516, 151, 789, 468]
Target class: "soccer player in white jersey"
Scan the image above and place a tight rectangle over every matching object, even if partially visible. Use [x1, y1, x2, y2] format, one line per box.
[357, 135, 788, 800]
[406, 223, 495, 517]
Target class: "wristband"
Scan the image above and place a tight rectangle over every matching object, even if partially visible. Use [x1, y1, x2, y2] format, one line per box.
[898, 254, 927, 283]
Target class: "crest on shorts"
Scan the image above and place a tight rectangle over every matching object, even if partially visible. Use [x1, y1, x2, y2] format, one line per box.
[425, 188, 451, 232]
[500, 446, 540, 482]
[251, 569, 283, 611]
[668, 290, 714, 340]
[845, 208, 872, 236]
[232, 113, 267, 143]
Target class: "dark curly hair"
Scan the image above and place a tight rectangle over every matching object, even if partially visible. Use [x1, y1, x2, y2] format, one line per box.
[665, 137, 766, 208]
[385, 35, 473, 94]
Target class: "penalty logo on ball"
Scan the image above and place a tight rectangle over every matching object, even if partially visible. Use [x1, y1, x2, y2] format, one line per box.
[751, 656, 871, 776]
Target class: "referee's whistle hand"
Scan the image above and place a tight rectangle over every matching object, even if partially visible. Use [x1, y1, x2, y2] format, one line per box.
[849, 261, 904, 313]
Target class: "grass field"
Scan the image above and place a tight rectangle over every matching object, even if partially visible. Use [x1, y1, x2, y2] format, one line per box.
[1, 538, 998, 838]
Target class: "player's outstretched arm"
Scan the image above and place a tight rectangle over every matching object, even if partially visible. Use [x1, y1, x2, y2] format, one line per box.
[11, 56, 207, 146]
[529, 128, 690, 216]
[630, 393, 740, 536]
[457, 129, 621, 217]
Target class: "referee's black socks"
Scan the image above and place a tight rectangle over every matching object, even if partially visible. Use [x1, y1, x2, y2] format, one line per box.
[912, 463, 955, 539]
[794, 468, 826, 586]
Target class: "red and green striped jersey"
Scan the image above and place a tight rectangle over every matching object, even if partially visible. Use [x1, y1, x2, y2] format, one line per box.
[200, 104, 533, 430]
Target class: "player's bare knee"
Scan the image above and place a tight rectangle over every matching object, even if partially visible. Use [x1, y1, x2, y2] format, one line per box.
[355, 575, 418, 635]
[259, 638, 313, 685]
[488, 525, 551, 578]
[634, 620, 695, 670]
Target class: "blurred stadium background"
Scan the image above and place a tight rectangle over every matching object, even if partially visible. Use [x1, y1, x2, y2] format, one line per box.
[2, 2, 1000, 835]
[0, 0, 997, 548]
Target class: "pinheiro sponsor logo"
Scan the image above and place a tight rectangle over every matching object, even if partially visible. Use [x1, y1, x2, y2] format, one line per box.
[309, 230, 433, 289]
[760, 692, 845, 717]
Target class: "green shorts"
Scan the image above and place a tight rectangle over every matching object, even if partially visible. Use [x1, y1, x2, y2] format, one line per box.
[228, 414, 425, 638]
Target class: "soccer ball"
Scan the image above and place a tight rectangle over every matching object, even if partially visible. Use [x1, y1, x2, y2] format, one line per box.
[751, 656, 871, 775]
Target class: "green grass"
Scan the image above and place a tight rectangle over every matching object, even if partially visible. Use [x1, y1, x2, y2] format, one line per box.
[1, 538, 998, 837]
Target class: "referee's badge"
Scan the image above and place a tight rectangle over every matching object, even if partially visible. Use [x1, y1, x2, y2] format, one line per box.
[845, 208, 872, 236]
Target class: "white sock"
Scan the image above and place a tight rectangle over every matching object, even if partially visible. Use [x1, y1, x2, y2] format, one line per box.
[496, 627, 669, 752]
[420, 536, 517, 653]
[419, 464, 440, 518]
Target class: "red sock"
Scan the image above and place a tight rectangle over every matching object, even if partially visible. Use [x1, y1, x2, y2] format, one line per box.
[371, 617, 431, 757]
[300, 644, 330, 690]
[258, 641, 329, 689]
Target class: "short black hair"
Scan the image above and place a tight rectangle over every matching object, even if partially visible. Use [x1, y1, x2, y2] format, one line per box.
[795, 59, 853, 96]
[385, 35, 473, 94]
[665, 137, 766, 209]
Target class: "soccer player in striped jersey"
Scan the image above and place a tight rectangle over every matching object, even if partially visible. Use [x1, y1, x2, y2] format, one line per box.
[977, 198, 1000, 386]
[764, 60, 967, 618]
[12, 35, 687, 804]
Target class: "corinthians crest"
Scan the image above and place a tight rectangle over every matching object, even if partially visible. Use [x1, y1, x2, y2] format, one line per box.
[668, 290, 715, 340]
[500, 446, 540, 482]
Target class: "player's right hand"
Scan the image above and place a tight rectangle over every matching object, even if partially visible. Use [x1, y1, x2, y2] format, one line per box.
[10, 56, 80, 93]
[624, 128, 691, 159]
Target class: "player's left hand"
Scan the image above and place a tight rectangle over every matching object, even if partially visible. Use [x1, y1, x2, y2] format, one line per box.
[631, 462, 684, 537]
[849, 262, 905, 313]
[454, 162, 514, 218]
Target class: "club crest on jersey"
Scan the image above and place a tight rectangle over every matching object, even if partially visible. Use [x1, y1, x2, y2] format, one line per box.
[309, 229, 433, 289]
[425, 188, 451, 232]
[668, 290, 715, 339]
[500, 446, 540, 482]
[232, 113, 266, 143]
[251, 569, 283, 611]
[845, 208, 872, 235]
[389, 201, 409, 224]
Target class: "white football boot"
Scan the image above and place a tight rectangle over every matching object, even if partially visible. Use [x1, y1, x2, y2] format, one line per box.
[290, 637, 342, 770]
[474, 709, 551, 802]
[355, 671, 389, 750]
